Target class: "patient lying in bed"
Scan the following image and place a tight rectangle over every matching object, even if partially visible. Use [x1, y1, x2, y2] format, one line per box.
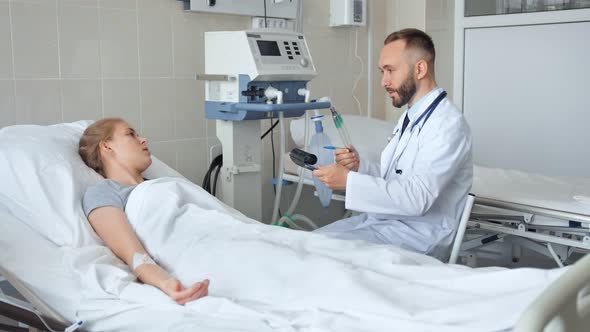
[79, 118, 209, 304]
[77, 118, 563, 331]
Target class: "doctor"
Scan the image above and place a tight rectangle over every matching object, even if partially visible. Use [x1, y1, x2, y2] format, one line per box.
[313, 28, 473, 261]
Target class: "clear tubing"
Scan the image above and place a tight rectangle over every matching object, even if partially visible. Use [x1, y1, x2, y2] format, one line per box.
[271, 110, 286, 224]
[285, 89, 312, 216]
[331, 106, 353, 147]
[292, 213, 318, 229]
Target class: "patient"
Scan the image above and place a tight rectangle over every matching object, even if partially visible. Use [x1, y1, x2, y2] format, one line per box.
[79, 118, 209, 305]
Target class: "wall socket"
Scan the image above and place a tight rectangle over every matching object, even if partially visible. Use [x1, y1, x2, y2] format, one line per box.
[251, 17, 294, 30]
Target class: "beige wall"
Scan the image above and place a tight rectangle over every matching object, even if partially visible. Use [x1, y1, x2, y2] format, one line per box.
[0, 0, 387, 181]
[0, 0, 455, 223]
[0, 0, 393, 223]
[426, 0, 455, 104]
[379, 0, 455, 122]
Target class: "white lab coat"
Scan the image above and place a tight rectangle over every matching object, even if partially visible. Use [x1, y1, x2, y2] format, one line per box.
[316, 88, 473, 261]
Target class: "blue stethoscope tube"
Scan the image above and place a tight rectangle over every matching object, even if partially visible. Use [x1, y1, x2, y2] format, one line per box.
[410, 90, 447, 132]
[391, 90, 447, 176]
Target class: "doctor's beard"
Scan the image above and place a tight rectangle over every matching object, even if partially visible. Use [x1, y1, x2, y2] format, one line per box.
[388, 71, 417, 108]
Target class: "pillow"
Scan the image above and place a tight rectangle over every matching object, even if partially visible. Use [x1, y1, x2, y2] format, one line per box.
[290, 114, 393, 163]
[0, 121, 183, 247]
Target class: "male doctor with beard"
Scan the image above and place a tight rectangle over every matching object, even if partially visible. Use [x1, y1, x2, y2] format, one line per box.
[313, 28, 473, 261]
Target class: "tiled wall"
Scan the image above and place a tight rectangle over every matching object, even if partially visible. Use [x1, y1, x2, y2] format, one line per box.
[0, 0, 390, 220]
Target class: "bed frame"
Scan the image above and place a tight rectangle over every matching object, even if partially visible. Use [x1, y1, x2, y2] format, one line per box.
[0, 267, 74, 332]
[453, 196, 590, 267]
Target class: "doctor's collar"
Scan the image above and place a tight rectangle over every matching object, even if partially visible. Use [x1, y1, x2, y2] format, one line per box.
[405, 87, 440, 121]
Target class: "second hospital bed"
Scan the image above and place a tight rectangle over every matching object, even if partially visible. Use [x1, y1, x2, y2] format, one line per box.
[285, 115, 590, 266]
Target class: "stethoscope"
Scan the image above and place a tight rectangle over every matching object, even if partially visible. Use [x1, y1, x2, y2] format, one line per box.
[385, 90, 447, 176]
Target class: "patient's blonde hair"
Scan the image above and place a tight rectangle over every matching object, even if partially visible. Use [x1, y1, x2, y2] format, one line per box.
[79, 118, 124, 177]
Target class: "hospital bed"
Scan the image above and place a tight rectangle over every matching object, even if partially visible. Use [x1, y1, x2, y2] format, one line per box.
[286, 115, 590, 266]
[1, 120, 589, 332]
[454, 167, 590, 268]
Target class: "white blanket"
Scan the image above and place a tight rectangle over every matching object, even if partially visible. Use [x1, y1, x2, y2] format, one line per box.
[72, 177, 564, 332]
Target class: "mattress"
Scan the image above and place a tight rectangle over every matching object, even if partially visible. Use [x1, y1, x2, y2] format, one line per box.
[473, 166, 590, 217]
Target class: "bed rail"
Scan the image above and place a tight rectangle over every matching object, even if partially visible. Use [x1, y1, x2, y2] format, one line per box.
[513, 253, 590, 332]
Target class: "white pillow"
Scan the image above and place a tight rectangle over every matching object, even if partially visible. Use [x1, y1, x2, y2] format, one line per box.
[290, 114, 393, 163]
[0, 121, 183, 247]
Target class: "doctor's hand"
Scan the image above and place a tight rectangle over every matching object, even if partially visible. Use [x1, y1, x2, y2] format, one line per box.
[160, 278, 209, 305]
[313, 163, 350, 190]
[335, 145, 359, 172]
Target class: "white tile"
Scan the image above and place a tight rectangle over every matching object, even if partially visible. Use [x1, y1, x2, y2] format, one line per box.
[58, 4, 100, 78]
[172, 11, 206, 77]
[61, 79, 101, 122]
[10, 0, 53, 4]
[0, 80, 16, 128]
[0, 2, 12, 79]
[176, 139, 208, 185]
[206, 118, 216, 138]
[140, 78, 175, 141]
[11, 2, 60, 79]
[60, 0, 98, 7]
[137, 0, 173, 10]
[102, 78, 140, 129]
[138, 9, 173, 78]
[99, 8, 139, 77]
[174, 79, 205, 139]
[98, 0, 135, 10]
[15, 80, 62, 125]
[148, 140, 176, 169]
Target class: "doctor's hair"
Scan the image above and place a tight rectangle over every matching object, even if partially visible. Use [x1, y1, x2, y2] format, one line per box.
[79, 117, 125, 177]
[384, 28, 435, 72]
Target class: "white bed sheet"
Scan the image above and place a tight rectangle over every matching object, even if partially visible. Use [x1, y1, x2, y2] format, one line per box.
[0, 203, 78, 321]
[473, 166, 590, 217]
[0, 120, 577, 332]
[68, 176, 565, 332]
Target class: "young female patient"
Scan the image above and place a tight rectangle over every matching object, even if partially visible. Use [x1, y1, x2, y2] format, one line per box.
[79, 118, 209, 305]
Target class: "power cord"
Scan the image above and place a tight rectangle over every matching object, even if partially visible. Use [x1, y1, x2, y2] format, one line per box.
[263, 0, 267, 28]
[268, 118, 282, 217]
[352, 29, 364, 116]
[202, 154, 223, 195]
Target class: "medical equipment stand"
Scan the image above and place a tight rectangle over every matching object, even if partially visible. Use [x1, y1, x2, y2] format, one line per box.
[200, 31, 330, 223]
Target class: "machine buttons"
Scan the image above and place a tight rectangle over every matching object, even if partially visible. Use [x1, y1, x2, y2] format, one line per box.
[299, 58, 309, 67]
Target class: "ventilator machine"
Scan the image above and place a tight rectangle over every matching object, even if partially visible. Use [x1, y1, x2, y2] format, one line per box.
[199, 30, 331, 224]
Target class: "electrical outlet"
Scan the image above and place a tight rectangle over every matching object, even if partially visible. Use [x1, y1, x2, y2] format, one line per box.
[251, 17, 293, 30]
[209, 144, 222, 164]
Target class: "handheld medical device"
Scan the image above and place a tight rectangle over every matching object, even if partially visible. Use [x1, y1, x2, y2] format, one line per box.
[289, 148, 318, 171]
[199, 30, 330, 222]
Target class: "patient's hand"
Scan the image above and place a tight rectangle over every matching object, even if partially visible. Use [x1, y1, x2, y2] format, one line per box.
[161, 278, 209, 305]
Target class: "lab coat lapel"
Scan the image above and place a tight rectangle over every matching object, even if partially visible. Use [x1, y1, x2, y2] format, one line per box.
[381, 118, 404, 177]
[383, 88, 444, 179]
